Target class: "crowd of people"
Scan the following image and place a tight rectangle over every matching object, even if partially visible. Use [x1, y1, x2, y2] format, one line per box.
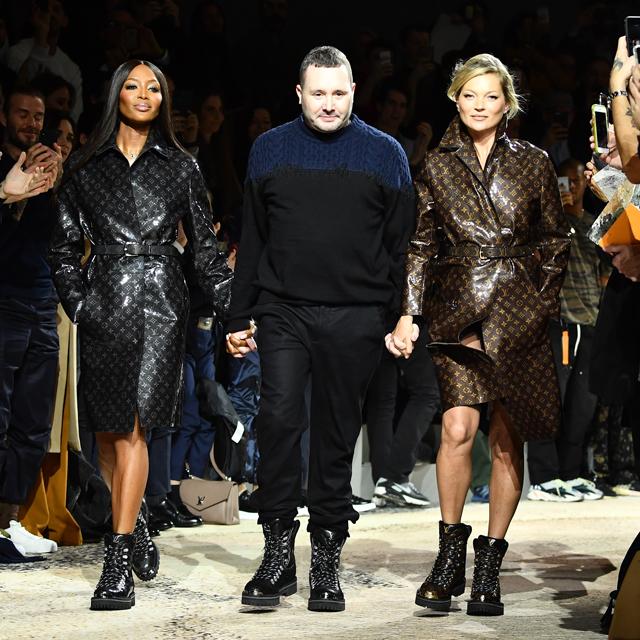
[0, 0, 639, 629]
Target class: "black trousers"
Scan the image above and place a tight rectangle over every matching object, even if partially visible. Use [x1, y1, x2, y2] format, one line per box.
[0, 298, 58, 504]
[528, 321, 597, 484]
[366, 327, 440, 483]
[145, 428, 172, 502]
[255, 303, 384, 531]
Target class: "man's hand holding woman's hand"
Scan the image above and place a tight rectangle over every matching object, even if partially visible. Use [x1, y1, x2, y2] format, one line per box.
[226, 322, 258, 358]
[385, 315, 419, 359]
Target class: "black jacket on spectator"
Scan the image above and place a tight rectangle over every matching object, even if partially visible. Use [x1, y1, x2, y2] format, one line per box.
[589, 269, 640, 405]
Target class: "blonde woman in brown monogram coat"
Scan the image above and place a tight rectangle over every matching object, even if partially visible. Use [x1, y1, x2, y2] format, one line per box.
[387, 54, 571, 617]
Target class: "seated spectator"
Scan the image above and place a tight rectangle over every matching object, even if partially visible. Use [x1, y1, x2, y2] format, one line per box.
[32, 71, 75, 116]
[527, 158, 605, 502]
[373, 81, 432, 172]
[6, 1, 83, 121]
[42, 108, 75, 162]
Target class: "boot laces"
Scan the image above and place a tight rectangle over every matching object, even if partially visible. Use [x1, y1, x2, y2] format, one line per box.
[134, 513, 154, 554]
[471, 545, 502, 595]
[253, 525, 292, 583]
[310, 536, 343, 590]
[96, 540, 131, 591]
[427, 532, 466, 587]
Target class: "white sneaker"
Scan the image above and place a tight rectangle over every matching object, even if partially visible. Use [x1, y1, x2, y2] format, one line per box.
[527, 479, 583, 502]
[565, 477, 604, 500]
[7, 521, 57, 553]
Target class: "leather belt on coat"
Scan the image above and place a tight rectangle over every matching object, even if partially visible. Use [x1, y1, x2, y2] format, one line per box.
[439, 244, 535, 259]
[92, 243, 180, 257]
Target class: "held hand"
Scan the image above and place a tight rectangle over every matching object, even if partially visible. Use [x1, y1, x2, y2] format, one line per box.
[226, 325, 257, 358]
[604, 244, 640, 281]
[385, 316, 419, 359]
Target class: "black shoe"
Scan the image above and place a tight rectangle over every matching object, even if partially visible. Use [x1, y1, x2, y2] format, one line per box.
[242, 519, 300, 607]
[308, 528, 347, 612]
[416, 521, 472, 611]
[467, 535, 509, 616]
[140, 498, 160, 537]
[167, 488, 204, 527]
[90, 533, 136, 611]
[239, 490, 259, 513]
[132, 511, 159, 581]
[148, 501, 174, 532]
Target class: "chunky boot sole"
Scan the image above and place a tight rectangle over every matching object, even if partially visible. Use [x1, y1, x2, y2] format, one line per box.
[241, 580, 297, 607]
[308, 598, 345, 612]
[415, 581, 465, 610]
[90, 594, 135, 611]
[467, 599, 504, 616]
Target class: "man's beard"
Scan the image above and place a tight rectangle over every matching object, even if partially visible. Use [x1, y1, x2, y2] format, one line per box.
[8, 130, 36, 151]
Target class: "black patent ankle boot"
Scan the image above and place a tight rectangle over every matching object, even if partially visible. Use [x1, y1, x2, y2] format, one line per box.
[308, 528, 347, 612]
[132, 510, 159, 581]
[415, 521, 472, 610]
[242, 519, 300, 607]
[90, 533, 136, 610]
[467, 535, 509, 616]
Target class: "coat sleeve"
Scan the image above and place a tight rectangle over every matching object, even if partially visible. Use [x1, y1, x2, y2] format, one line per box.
[401, 156, 438, 317]
[537, 154, 572, 316]
[383, 141, 416, 312]
[48, 177, 86, 323]
[184, 163, 234, 319]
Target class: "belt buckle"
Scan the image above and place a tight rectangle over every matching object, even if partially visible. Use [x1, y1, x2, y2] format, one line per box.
[123, 243, 138, 256]
[478, 246, 488, 260]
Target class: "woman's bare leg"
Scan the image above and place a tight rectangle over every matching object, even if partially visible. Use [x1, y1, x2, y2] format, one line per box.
[437, 404, 480, 523]
[96, 415, 149, 534]
[487, 401, 524, 539]
[436, 331, 484, 523]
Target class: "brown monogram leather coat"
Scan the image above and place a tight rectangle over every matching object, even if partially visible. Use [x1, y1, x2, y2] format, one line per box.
[402, 116, 571, 440]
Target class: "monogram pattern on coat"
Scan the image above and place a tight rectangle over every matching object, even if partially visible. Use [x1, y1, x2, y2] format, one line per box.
[49, 131, 233, 433]
[403, 117, 571, 441]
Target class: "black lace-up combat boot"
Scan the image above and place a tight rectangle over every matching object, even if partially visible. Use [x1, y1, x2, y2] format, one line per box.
[242, 519, 300, 607]
[90, 533, 136, 610]
[308, 528, 347, 612]
[132, 510, 159, 581]
[467, 535, 509, 616]
[415, 521, 472, 610]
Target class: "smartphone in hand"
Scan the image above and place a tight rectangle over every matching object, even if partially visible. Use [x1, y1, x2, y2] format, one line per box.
[591, 104, 609, 155]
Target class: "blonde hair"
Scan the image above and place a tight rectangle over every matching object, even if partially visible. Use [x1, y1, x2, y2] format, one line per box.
[447, 53, 522, 119]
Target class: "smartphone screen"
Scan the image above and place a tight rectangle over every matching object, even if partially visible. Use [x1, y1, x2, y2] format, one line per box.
[625, 16, 640, 56]
[592, 105, 609, 153]
[557, 176, 570, 194]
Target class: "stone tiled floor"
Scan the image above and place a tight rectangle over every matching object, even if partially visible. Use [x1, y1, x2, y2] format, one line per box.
[1, 498, 636, 640]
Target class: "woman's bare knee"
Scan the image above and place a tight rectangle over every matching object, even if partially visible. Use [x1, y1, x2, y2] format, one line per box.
[442, 408, 479, 448]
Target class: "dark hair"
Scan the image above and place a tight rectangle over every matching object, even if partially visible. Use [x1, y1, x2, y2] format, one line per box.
[374, 80, 409, 106]
[3, 84, 44, 118]
[32, 71, 76, 111]
[44, 108, 76, 134]
[299, 46, 352, 85]
[65, 59, 184, 180]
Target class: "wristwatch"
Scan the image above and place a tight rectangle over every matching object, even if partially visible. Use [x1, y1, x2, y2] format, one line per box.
[610, 89, 629, 99]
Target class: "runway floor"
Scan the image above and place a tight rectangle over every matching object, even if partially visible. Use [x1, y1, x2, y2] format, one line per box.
[1, 497, 637, 640]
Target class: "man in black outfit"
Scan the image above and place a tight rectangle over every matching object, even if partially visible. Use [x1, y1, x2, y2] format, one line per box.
[226, 46, 414, 612]
[0, 86, 61, 531]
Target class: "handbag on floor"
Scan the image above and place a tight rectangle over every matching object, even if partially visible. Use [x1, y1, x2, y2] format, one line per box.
[179, 447, 240, 525]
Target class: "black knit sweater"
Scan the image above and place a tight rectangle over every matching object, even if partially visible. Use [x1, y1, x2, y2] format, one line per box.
[227, 115, 415, 332]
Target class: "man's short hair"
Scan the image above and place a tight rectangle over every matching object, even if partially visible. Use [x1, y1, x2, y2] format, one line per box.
[3, 84, 45, 118]
[299, 46, 353, 86]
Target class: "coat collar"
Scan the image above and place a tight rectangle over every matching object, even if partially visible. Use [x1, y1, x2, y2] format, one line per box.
[96, 127, 171, 159]
[438, 115, 508, 185]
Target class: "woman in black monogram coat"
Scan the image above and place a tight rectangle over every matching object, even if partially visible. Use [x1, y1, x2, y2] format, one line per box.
[49, 60, 233, 611]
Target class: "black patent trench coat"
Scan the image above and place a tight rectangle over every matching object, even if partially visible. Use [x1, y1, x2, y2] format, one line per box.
[49, 131, 233, 433]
